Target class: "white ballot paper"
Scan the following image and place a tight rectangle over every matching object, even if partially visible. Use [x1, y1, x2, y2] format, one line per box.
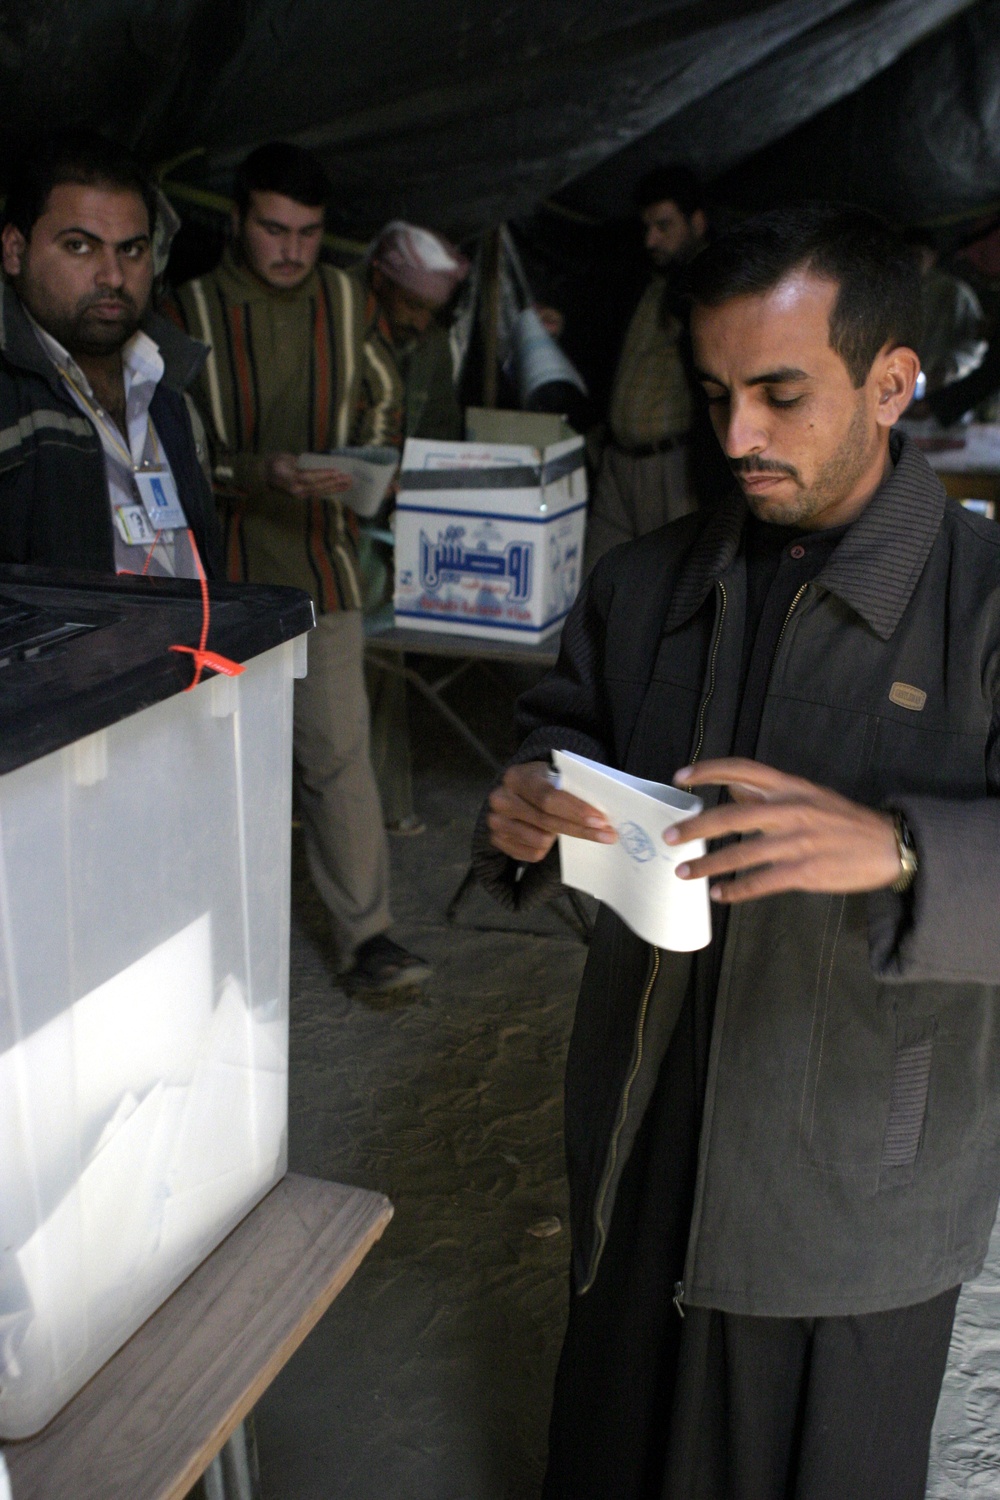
[297, 446, 399, 518]
[553, 750, 712, 952]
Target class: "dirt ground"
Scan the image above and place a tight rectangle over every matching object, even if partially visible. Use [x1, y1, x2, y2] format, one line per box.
[254, 665, 588, 1500]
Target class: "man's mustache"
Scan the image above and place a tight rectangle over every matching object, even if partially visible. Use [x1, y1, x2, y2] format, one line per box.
[78, 291, 137, 315]
[730, 456, 800, 481]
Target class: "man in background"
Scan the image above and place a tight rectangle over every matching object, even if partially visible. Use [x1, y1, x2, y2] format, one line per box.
[172, 142, 430, 999]
[0, 130, 219, 579]
[365, 221, 469, 442]
[584, 165, 707, 572]
[358, 221, 470, 835]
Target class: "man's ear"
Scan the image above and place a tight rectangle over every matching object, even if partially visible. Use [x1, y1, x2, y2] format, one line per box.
[872, 343, 921, 428]
[2, 223, 26, 279]
[690, 208, 708, 242]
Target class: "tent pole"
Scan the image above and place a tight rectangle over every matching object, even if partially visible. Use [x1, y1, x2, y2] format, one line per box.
[481, 226, 501, 408]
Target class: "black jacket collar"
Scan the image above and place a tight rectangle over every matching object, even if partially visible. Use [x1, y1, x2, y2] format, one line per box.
[664, 433, 946, 641]
[0, 280, 207, 395]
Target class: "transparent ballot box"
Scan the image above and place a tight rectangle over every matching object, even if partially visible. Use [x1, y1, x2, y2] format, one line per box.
[0, 570, 313, 1437]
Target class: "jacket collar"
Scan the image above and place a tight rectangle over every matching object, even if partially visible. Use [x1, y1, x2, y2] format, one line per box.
[663, 485, 744, 632]
[816, 434, 945, 640]
[0, 278, 207, 395]
[664, 432, 946, 641]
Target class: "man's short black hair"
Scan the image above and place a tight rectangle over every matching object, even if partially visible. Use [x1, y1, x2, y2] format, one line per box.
[3, 130, 157, 239]
[233, 143, 331, 216]
[688, 203, 922, 388]
[634, 165, 703, 219]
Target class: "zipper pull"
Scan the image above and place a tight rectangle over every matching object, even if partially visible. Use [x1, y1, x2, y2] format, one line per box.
[673, 1281, 686, 1319]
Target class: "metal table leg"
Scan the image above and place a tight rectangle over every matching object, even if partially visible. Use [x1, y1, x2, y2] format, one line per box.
[366, 649, 502, 774]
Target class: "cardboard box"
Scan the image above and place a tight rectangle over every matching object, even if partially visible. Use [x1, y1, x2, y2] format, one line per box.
[394, 433, 588, 641]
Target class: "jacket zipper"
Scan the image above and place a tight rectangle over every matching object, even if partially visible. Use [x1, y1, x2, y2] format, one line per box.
[689, 582, 728, 766]
[678, 580, 812, 1305]
[580, 945, 661, 1293]
[581, 582, 729, 1295]
[775, 582, 808, 660]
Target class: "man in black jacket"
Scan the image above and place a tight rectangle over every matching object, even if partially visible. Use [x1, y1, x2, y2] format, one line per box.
[476, 206, 1000, 1498]
[0, 131, 220, 579]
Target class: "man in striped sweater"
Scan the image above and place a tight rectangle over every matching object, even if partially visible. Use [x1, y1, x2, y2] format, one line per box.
[173, 142, 430, 998]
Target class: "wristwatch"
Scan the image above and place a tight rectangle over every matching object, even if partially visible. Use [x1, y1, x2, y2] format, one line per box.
[891, 812, 919, 893]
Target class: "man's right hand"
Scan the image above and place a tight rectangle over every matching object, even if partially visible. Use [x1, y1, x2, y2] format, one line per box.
[267, 453, 353, 500]
[487, 760, 617, 863]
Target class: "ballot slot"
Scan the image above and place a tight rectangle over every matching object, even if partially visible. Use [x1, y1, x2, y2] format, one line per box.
[0, 594, 117, 668]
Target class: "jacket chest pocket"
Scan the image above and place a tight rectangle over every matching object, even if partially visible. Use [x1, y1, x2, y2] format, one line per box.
[861, 713, 988, 803]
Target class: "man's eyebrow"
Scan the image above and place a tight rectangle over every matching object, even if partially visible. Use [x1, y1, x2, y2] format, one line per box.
[258, 218, 322, 231]
[56, 227, 103, 243]
[746, 366, 810, 386]
[55, 227, 150, 250]
[694, 365, 811, 387]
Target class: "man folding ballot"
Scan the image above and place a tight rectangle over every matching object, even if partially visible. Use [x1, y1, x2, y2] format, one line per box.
[473, 206, 1000, 1500]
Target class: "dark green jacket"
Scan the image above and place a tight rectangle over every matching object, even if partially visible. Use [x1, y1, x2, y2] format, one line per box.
[0, 283, 221, 577]
[398, 324, 462, 441]
[474, 436, 1000, 1317]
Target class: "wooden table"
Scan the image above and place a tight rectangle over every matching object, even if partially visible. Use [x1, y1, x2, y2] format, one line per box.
[2, 1174, 392, 1500]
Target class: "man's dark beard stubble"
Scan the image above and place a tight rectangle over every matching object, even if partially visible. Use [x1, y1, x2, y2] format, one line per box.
[61, 293, 143, 359]
[18, 276, 143, 360]
[730, 394, 875, 528]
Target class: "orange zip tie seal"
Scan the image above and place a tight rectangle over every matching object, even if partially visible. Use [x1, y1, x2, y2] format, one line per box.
[169, 531, 245, 690]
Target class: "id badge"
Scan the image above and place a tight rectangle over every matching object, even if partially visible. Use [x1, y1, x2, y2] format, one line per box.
[134, 468, 187, 531]
[114, 503, 157, 546]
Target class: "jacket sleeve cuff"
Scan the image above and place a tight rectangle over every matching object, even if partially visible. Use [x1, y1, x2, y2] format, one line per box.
[869, 795, 1000, 984]
[470, 727, 608, 911]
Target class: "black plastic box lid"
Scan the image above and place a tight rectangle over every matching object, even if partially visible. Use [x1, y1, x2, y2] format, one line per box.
[0, 566, 315, 775]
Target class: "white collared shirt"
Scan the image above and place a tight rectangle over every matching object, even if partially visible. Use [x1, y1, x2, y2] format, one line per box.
[30, 318, 197, 579]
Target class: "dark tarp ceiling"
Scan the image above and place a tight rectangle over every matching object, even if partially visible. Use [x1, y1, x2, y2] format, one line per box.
[0, 0, 998, 236]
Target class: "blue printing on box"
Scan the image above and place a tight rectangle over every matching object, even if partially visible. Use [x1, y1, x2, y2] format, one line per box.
[397, 513, 582, 618]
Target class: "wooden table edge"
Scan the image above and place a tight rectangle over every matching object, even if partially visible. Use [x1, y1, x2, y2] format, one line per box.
[165, 1189, 393, 1500]
[3, 1174, 394, 1500]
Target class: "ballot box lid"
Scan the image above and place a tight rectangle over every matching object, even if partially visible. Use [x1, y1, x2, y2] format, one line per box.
[0, 566, 314, 775]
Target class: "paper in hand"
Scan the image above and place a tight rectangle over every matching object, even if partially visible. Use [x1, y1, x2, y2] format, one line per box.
[297, 446, 399, 518]
[553, 750, 711, 952]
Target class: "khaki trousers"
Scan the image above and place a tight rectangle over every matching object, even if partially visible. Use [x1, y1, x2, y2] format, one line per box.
[583, 442, 696, 575]
[293, 609, 391, 966]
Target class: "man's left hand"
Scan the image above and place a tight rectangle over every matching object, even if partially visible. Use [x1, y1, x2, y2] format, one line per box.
[666, 758, 902, 904]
